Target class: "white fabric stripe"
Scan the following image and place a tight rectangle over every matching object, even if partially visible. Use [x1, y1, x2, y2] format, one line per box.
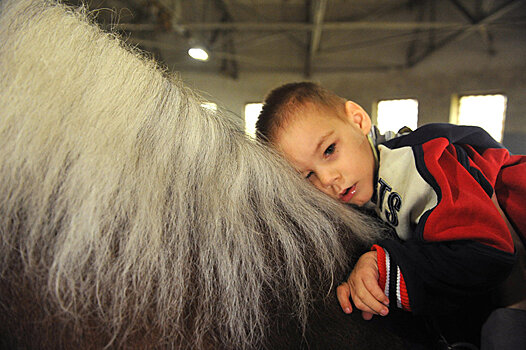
[396, 267, 402, 309]
[384, 250, 390, 299]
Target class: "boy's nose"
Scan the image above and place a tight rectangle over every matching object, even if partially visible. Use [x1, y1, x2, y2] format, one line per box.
[318, 170, 339, 188]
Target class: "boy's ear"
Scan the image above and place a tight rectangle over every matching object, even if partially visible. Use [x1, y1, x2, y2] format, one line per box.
[344, 101, 371, 135]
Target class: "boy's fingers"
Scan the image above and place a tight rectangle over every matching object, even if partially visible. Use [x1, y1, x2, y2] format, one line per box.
[355, 278, 389, 316]
[363, 276, 389, 307]
[351, 289, 381, 316]
[361, 311, 374, 321]
[352, 298, 377, 316]
[336, 283, 353, 314]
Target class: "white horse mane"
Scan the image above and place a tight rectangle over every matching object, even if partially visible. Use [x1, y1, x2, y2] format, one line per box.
[0, 1, 392, 348]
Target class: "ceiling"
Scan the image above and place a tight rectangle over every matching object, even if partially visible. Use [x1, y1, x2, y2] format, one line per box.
[69, 0, 526, 79]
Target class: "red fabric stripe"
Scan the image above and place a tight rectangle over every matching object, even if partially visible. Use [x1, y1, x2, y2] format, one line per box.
[372, 244, 387, 292]
[421, 139, 514, 253]
[495, 154, 526, 243]
[399, 271, 411, 312]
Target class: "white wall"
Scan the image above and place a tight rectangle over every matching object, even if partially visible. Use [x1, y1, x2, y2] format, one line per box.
[179, 64, 526, 154]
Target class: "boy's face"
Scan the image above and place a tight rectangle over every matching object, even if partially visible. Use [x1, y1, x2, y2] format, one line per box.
[273, 101, 375, 206]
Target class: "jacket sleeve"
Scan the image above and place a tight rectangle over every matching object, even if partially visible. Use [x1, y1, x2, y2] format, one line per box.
[374, 137, 516, 315]
[373, 239, 515, 315]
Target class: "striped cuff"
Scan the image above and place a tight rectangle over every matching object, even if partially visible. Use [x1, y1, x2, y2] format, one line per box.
[372, 244, 387, 293]
[371, 245, 411, 312]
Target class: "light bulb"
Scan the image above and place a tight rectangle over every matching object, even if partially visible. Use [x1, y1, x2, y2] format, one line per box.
[188, 47, 209, 61]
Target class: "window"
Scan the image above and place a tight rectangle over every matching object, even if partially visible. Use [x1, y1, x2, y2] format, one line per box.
[376, 99, 418, 134]
[450, 94, 507, 142]
[244, 103, 263, 138]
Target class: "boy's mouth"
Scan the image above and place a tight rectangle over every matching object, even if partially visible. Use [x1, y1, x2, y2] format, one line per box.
[339, 185, 356, 203]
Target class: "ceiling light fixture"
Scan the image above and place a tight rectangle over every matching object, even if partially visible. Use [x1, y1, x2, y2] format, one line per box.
[188, 47, 209, 61]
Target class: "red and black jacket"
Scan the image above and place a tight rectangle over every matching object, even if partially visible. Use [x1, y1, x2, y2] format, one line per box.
[369, 123, 526, 315]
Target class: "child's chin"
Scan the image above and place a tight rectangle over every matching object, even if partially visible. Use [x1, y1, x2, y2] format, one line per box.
[352, 196, 369, 207]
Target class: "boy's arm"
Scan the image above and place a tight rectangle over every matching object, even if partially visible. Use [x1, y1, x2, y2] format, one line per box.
[373, 152, 517, 315]
[376, 143, 516, 314]
[372, 128, 520, 315]
[337, 251, 389, 319]
[338, 206, 517, 317]
[374, 237, 515, 315]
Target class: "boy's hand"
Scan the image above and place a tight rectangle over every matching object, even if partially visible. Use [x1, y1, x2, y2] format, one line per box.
[336, 251, 389, 320]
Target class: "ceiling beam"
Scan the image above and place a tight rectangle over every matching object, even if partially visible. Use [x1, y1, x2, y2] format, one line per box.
[448, 0, 495, 54]
[116, 21, 468, 32]
[126, 37, 276, 66]
[211, 0, 238, 79]
[305, 0, 327, 78]
[309, 0, 327, 60]
[406, 0, 427, 70]
[448, 0, 477, 22]
[407, 0, 522, 67]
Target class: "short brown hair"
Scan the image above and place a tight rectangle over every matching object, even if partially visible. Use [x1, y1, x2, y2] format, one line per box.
[256, 82, 345, 142]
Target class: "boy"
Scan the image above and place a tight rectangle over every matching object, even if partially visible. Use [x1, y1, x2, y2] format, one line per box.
[256, 81, 526, 321]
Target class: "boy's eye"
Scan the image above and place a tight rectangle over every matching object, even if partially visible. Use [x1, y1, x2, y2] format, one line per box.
[305, 171, 314, 179]
[324, 143, 335, 156]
